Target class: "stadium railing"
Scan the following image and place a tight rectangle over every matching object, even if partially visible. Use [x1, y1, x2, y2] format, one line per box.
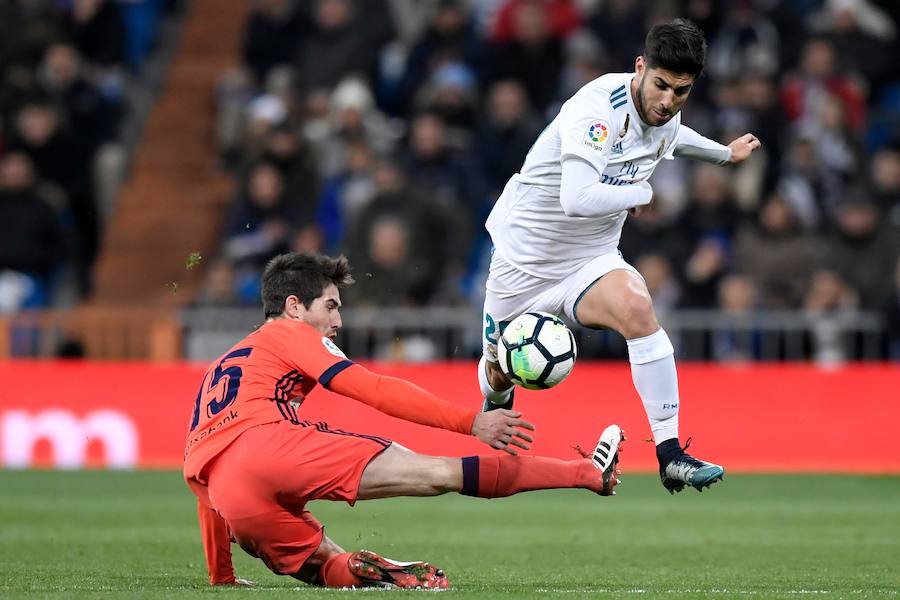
[0, 307, 886, 362]
[179, 307, 887, 363]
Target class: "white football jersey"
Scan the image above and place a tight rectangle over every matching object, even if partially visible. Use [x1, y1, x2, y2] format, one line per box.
[486, 72, 682, 280]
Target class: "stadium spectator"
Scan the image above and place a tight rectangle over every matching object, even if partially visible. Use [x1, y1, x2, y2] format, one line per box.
[804, 269, 859, 314]
[777, 133, 844, 230]
[739, 73, 788, 191]
[9, 98, 97, 286]
[820, 194, 900, 310]
[635, 253, 681, 312]
[345, 216, 436, 306]
[38, 42, 122, 154]
[194, 258, 241, 308]
[734, 193, 818, 309]
[345, 157, 469, 306]
[706, 0, 780, 80]
[414, 61, 481, 134]
[803, 269, 859, 364]
[712, 273, 760, 362]
[475, 79, 543, 195]
[315, 139, 378, 249]
[394, 0, 484, 117]
[223, 162, 296, 271]
[806, 0, 897, 93]
[309, 77, 400, 180]
[293, 0, 387, 95]
[399, 111, 488, 221]
[290, 223, 327, 255]
[0, 152, 65, 309]
[870, 142, 900, 221]
[242, 0, 311, 87]
[676, 165, 741, 308]
[62, 0, 127, 71]
[586, 0, 646, 71]
[490, 0, 582, 44]
[243, 123, 321, 224]
[802, 92, 863, 183]
[781, 37, 866, 132]
[484, 0, 566, 113]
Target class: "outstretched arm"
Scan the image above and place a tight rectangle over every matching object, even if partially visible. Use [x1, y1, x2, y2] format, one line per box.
[672, 125, 733, 165]
[673, 126, 761, 165]
[196, 499, 238, 586]
[327, 364, 534, 453]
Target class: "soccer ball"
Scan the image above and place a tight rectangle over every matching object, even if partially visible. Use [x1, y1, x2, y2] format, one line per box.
[497, 312, 577, 390]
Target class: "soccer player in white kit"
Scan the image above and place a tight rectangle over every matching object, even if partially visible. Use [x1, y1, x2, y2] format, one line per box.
[478, 19, 760, 493]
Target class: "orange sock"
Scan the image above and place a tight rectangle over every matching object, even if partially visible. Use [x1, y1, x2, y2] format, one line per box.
[460, 455, 599, 497]
[319, 552, 363, 588]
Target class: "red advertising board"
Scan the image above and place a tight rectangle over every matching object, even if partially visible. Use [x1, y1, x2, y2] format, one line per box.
[1, 361, 898, 472]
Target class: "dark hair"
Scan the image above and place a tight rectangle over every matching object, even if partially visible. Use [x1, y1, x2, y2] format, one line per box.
[644, 18, 707, 77]
[261, 252, 354, 318]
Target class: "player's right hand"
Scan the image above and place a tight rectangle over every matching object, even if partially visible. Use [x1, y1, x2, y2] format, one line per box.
[471, 409, 535, 455]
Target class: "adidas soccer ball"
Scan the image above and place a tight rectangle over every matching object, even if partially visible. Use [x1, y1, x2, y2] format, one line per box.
[497, 312, 577, 390]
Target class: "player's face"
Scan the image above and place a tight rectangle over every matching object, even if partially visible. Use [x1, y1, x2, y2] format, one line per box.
[632, 56, 695, 127]
[292, 283, 343, 339]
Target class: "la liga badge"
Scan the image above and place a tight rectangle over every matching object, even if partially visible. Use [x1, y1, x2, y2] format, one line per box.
[583, 119, 610, 151]
[321, 337, 347, 358]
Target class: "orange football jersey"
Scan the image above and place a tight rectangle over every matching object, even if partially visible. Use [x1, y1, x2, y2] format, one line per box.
[184, 318, 352, 483]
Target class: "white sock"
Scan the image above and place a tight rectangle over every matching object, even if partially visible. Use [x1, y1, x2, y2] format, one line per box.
[627, 328, 679, 444]
[478, 355, 514, 405]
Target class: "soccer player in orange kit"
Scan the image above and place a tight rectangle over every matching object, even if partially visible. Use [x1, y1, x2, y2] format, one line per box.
[184, 252, 625, 589]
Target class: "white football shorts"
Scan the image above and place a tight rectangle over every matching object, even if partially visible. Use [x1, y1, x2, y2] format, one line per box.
[482, 250, 642, 362]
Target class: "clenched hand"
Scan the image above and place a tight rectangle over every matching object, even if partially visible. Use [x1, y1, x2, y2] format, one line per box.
[727, 133, 761, 164]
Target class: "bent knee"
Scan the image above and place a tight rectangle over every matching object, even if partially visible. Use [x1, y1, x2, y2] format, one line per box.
[486, 361, 512, 390]
[617, 291, 658, 338]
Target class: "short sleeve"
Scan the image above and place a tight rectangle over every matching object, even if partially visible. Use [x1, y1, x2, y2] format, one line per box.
[558, 94, 618, 174]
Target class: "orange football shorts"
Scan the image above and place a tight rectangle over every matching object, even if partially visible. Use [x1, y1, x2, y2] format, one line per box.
[205, 419, 391, 574]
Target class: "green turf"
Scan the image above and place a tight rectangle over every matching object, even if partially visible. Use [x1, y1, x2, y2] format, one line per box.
[1, 471, 898, 599]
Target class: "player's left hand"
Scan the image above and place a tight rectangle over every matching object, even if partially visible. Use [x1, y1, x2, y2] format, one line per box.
[214, 577, 256, 587]
[727, 133, 761, 164]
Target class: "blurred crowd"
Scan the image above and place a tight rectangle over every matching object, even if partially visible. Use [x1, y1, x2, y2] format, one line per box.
[2, 0, 899, 358]
[199, 0, 900, 343]
[0, 0, 175, 310]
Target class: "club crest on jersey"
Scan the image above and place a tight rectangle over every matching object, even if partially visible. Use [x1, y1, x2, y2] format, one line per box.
[321, 337, 347, 358]
[619, 114, 630, 138]
[656, 138, 667, 159]
[583, 120, 610, 151]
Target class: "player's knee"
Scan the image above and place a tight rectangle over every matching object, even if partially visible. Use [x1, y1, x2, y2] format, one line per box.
[486, 360, 512, 391]
[617, 292, 657, 338]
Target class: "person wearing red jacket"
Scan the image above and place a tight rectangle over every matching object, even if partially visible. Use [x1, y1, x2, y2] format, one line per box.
[184, 251, 624, 589]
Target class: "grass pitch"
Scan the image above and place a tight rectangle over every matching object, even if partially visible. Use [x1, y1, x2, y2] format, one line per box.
[1, 471, 898, 599]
